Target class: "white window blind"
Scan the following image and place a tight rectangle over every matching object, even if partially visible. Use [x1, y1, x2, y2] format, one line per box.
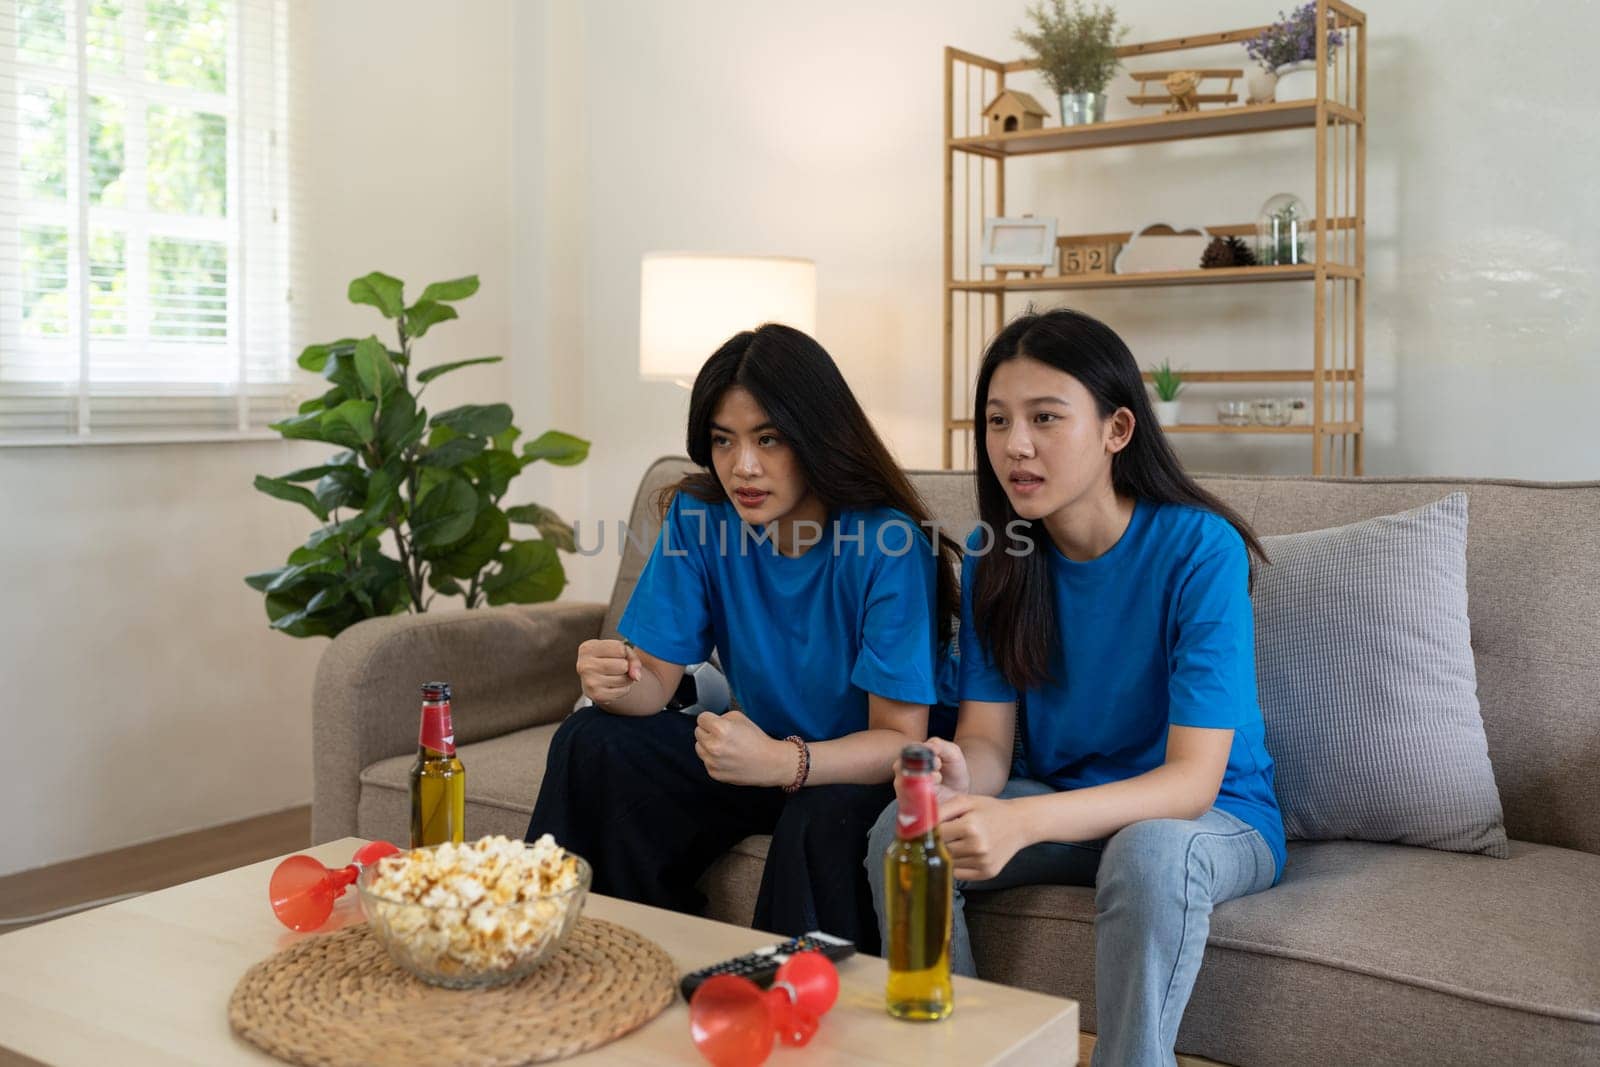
[0, 0, 302, 443]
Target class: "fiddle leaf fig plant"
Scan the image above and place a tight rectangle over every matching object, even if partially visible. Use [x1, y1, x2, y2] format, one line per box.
[246, 271, 589, 638]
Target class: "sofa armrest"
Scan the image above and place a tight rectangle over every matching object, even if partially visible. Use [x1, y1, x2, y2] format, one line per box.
[310, 600, 605, 843]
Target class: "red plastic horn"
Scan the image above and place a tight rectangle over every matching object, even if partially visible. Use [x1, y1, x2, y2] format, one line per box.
[689, 951, 841, 1067]
[268, 840, 401, 931]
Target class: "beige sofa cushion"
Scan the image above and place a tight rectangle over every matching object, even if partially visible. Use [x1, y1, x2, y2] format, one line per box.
[967, 839, 1600, 1063]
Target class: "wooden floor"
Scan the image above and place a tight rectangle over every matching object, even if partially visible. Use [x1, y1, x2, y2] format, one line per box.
[1079, 1033, 1222, 1066]
[0, 806, 310, 935]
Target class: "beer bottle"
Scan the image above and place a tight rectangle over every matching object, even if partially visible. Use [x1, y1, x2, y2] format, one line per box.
[884, 743, 954, 1020]
[409, 681, 465, 847]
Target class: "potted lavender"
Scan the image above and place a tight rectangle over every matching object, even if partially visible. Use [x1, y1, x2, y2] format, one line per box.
[1244, 3, 1345, 103]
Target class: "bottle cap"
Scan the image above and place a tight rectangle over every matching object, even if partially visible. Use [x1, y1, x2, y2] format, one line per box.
[900, 744, 934, 773]
[421, 681, 452, 702]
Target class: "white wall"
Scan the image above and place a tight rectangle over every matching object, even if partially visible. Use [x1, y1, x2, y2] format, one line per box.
[518, 0, 1600, 603]
[0, 0, 516, 878]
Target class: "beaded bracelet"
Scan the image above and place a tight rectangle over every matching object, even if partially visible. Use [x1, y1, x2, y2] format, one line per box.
[781, 735, 811, 793]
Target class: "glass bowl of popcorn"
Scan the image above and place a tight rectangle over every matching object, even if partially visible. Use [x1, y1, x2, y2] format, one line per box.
[357, 833, 591, 988]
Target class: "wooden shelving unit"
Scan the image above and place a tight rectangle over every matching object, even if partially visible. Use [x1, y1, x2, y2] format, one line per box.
[942, 1, 1367, 473]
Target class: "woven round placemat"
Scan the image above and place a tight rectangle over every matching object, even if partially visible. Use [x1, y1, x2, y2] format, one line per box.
[229, 916, 677, 1067]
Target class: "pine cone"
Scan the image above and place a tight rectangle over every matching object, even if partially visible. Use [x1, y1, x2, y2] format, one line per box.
[1199, 234, 1259, 269]
[1199, 235, 1234, 268]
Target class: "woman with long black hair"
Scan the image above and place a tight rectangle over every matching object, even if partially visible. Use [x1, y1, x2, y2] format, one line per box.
[867, 308, 1284, 1064]
[528, 323, 960, 952]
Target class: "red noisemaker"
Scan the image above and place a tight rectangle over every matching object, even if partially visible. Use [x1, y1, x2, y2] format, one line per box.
[268, 840, 401, 931]
[688, 950, 841, 1067]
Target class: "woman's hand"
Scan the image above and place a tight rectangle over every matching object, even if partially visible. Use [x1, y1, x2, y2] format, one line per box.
[939, 794, 1027, 882]
[925, 737, 972, 795]
[695, 710, 793, 787]
[575, 639, 641, 704]
[890, 737, 968, 806]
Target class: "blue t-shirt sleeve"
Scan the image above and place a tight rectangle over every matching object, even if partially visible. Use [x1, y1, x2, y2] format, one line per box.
[957, 548, 1019, 703]
[849, 518, 939, 705]
[1167, 539, 1259, 729]
[615, 495, 714, 666]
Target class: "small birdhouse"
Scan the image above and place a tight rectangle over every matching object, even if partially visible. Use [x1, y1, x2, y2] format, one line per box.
[982, 90, 1049, 135]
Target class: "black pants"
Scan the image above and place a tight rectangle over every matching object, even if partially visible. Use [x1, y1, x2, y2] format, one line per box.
[525, 706, 892, 954]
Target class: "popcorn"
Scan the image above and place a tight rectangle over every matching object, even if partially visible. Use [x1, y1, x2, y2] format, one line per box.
[365, 834, 582, 977]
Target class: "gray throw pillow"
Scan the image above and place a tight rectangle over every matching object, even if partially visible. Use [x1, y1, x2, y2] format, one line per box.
[1252, 492, 1509, 857]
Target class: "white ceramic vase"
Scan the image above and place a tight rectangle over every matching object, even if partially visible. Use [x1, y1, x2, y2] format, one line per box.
[1273, 61, 1318, 101]
[1246, 68, 1277, 105]
[1155, 400, 1181, 427]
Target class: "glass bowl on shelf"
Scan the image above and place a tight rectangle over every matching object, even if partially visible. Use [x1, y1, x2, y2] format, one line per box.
[1217, 400, 1252, 427]
[1251, 398, 1291, 427]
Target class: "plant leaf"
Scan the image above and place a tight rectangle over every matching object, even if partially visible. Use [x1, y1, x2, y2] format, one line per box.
[353, 336, 399, 399]
[421, 435, 487, 469]
[348, 272, 405, 318]
[321, 349, 362, 393]
[269, 410, 335, 443]
[424, 505, 510, 579]
[522, 429, 590, 466]
[431, 403, 513, 439]
[276, 464, 343, 483]
[404, 300, 458, 340]
[418, 275, 480, 303]
[376, 390, 422, 454]
[299, 385, 346, 415]
[505, 502, 576, 552]
[306, 513, 376, 551]
[322, 399, 378, 447]
[482, 540, 566, 605]
[465, 448, 523, 499]
[492, 425, 522, 453]
[416, 356, 503, 384]
[244, 566, 287, 592]
[314, 467, 369, 512]
[427, 570, 464, 596]
[362, 459, 406, 522]
[296, 337, 357, 373]
[409, 476, 479, 550]
[253, 475, 330, 521]
[305, 584, 348, 614]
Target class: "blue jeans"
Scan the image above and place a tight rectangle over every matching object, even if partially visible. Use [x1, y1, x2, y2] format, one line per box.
[865, 778, 1277, 1067]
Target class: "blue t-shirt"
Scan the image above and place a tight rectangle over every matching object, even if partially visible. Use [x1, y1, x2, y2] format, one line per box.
[959, 499, 1287, 879]
[618, 493, 941, 742]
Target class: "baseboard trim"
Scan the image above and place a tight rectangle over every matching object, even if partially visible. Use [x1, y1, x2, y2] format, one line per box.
[0, 806, 311, 933]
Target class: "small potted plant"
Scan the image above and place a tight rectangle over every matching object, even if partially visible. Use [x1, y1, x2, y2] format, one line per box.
[1015, 0, 1127, 126]
[1244, 3, 1345, 103]
[1148, 360, 1183, 426]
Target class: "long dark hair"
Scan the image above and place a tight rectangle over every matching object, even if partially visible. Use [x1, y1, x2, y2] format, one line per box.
[972, 308, 1268, 691]
[666, 322, 961, 643]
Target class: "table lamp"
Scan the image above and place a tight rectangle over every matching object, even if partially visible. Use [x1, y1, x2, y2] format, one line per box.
[639, 253, 817, 387]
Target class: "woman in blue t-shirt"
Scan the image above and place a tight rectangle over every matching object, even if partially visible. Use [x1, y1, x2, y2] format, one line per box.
[527, 323, 959, 953]
[867, 308, 1284, 1064]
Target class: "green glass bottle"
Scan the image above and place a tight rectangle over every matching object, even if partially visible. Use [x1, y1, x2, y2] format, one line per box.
[884, 743, 954, 1020]
[409, 681, 465, 847]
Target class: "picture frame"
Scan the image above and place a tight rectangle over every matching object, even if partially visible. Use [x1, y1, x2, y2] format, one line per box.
[980, 216, 1059, 272]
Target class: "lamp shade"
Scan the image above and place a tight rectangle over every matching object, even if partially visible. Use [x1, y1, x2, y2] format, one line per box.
[639, 253, 817, 383]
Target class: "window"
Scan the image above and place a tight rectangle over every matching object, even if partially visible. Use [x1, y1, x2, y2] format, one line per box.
[0, 0, 300, 442]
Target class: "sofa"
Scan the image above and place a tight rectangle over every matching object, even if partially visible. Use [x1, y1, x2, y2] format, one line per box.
[312, 457, 1600, 1065]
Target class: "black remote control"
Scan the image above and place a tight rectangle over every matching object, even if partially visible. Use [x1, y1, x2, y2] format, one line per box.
[678, 931, 856, 1000]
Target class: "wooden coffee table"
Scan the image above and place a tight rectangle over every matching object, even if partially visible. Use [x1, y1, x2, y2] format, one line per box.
[0, 837, 1078, 1065]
